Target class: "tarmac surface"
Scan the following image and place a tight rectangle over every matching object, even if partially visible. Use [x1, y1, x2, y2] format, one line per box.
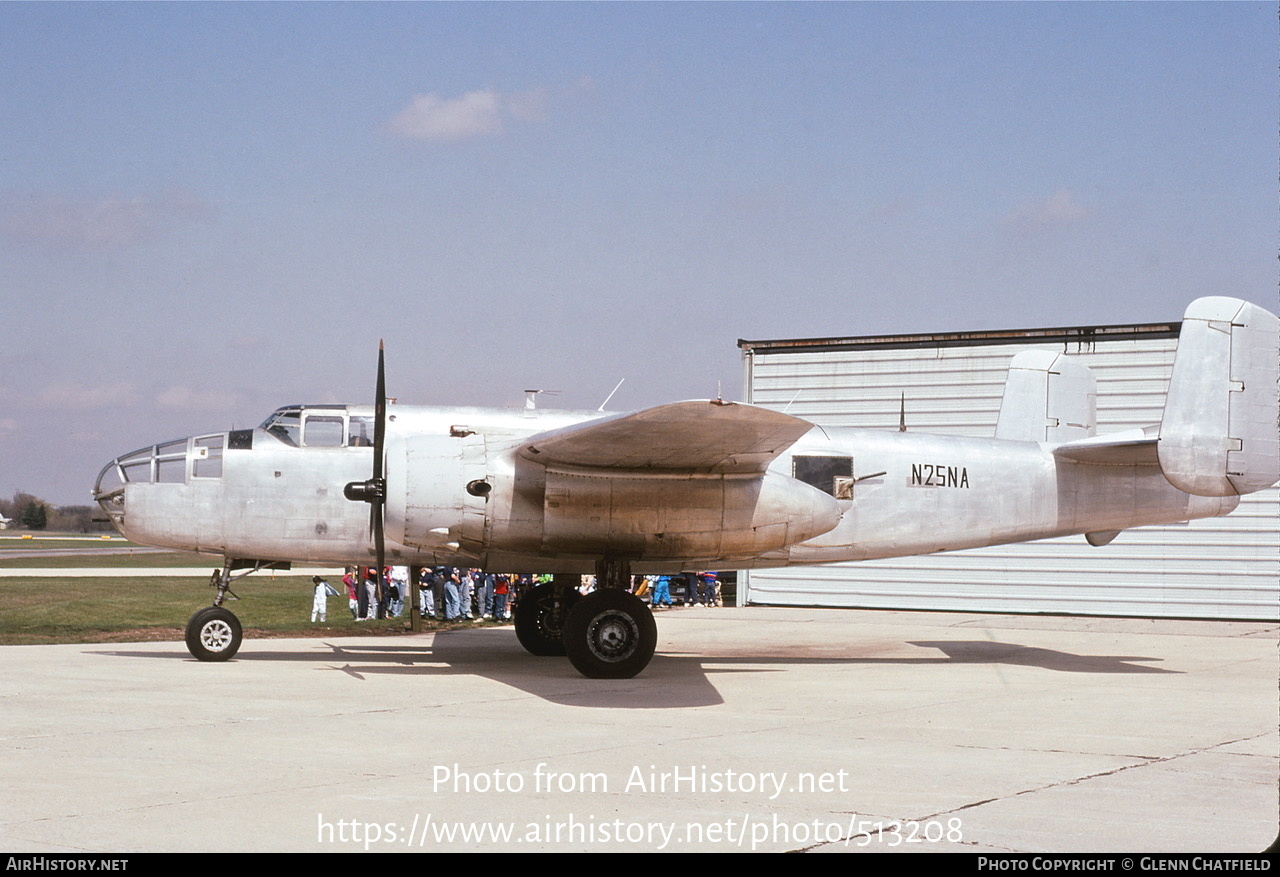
[1, 606, 1276, 853]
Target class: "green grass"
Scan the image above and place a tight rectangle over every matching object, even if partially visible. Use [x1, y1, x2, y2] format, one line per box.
[0, 536, 506, 645]
[0, 574, 506, 645]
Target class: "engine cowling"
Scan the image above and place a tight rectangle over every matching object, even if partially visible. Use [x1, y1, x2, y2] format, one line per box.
[384, 432, 488, 557]
[538, 467, 841, 561]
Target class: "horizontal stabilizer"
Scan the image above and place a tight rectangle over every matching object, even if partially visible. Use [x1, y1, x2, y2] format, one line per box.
[1052, 427, 1159, 466]
[995, 351, 1096, 443]
[519, 400, 814, 474]
[1158, 297, 1280, 496]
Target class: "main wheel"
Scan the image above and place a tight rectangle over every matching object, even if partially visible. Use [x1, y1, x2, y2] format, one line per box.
[185, 606, 243, 661]
[563, 590, 656, 679]
[514, 583, 579, 656]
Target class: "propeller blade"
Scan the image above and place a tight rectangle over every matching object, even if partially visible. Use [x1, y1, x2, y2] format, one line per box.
[373, 340, 386, 483]
[344, 340, 389, 600]
[373, 340, 386, 605]
[373, 491, 385, 603]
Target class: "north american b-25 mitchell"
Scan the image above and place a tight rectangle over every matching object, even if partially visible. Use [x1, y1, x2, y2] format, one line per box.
[93, 297, 1279, 678]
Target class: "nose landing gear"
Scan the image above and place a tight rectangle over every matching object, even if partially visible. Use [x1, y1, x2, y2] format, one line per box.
[181, 559, 284, 662]
[185, 605, 242, 661]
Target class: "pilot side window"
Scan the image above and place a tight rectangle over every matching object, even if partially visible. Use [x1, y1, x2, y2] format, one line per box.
[792, 455, 854, 499]
[303, 415, 345, 448]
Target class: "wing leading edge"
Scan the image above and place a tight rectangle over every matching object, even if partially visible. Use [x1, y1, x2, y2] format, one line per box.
[519, 400, 815, 474]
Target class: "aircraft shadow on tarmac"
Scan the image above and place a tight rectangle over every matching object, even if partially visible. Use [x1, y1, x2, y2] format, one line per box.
[905, 640, 1177, 674]
[90, 627, 1176, 709]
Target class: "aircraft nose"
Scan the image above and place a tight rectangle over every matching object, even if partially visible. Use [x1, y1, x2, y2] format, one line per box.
[92, 437, 191, 526]
[94, 437, 194, 499]
[93, 452, 130, 529]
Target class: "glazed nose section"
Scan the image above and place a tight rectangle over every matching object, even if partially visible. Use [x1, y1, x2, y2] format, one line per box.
[93, 449, 133, 530]
[92, 437, 194, 532]
[94, 439, 187, 494]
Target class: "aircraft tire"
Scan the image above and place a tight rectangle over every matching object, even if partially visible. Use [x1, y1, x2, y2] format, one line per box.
[563, 589, 656, 679]
[514, 583, 579, 656]
[185, 606, 243, 662]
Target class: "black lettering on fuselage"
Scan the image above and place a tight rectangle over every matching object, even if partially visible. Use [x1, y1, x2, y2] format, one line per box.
[909, 463, 969, 488]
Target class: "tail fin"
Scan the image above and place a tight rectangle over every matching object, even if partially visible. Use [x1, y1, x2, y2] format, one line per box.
[996, 350, 1096, 443]
[1158, 297, 1280, 496]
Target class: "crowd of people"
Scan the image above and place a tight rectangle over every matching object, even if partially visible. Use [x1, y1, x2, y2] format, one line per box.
[308, 567, 724, 622]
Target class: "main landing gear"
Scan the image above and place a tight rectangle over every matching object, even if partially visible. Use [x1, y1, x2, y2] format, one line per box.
[513, 561, 658, 679]
[513, 577, 580, 656]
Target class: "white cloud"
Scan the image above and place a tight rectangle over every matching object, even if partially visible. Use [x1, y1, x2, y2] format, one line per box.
[1007, 188, 1090, 231]
[0, 190, 210, 251]
[387, 86, 559, 142]
[388, 89, 506, 142]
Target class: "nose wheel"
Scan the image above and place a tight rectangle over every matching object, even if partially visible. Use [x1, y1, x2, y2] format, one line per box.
[185, 606, 243, 661]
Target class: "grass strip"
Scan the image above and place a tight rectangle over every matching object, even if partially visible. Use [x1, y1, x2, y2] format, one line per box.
[0, 574, 505, 645]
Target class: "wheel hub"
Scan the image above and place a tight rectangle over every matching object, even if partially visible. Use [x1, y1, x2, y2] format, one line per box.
[588, 612, 637, 661]
[201, 620, 234, 651]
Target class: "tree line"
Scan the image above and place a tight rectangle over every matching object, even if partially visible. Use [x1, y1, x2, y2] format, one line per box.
[0, 492, 114, 533]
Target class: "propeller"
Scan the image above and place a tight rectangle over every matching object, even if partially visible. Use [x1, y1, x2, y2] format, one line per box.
[344, 341, 387, 598]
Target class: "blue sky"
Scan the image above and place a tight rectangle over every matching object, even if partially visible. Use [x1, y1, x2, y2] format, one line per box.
[1, 2, 1275, 505]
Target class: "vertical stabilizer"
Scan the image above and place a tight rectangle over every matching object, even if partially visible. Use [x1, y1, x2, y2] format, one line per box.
[1158, 297, 1280, 496]
[995, 350, 1096, 443]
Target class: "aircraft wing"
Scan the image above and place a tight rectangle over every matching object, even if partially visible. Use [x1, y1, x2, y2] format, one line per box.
[1051, 427, 1160, 466]
[519, 400, 815, 474]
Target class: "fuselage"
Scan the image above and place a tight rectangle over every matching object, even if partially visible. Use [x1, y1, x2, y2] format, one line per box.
[94, 402, 1237, 574]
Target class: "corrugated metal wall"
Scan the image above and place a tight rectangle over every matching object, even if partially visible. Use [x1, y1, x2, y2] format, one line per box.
[741, 326, 1279, 621]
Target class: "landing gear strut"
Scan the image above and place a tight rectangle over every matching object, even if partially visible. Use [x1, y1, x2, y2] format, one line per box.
[182, 559, 282, 662]
[562, 559, 657, 679]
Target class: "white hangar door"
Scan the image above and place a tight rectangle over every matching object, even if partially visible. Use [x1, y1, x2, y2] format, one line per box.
[739, 323, 1278, 621]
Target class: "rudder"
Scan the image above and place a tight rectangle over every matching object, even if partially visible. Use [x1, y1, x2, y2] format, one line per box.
[995, 350, 1096, 443]
[1158, 297, 1280, 496]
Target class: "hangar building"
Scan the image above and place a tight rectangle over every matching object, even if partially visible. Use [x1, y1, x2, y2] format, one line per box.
[738, 312, 1279, 621]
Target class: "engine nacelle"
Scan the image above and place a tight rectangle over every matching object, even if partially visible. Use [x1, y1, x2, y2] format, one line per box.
[538, 467, 841, 561]
[384, 432, 488, 558]
[385, 432, 842, 567]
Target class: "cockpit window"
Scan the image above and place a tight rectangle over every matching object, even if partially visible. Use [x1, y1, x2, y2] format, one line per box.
[261, 406, 361, 448]
[261, 408, 302, 446]
[304, 415, 344, 447]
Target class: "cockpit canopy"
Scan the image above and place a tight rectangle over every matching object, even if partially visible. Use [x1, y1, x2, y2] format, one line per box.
[259, 405, 373, 448]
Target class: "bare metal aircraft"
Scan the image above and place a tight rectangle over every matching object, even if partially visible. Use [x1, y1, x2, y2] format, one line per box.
[93, 297, 1279, 678]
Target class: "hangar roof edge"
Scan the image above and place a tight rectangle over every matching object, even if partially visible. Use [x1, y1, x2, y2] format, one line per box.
[737, 319, 1182, 355]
